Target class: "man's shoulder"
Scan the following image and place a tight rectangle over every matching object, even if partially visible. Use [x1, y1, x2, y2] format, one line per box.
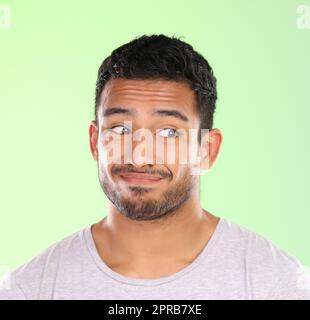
[222, 217, 310, 299]
[222, 217, 302, 263]
[14, 227, 84, 272]
[0, 226, 87, 300]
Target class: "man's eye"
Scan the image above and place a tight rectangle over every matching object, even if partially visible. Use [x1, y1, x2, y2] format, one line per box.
[108, 125, 130, 135]
[157, 128, 180, 138]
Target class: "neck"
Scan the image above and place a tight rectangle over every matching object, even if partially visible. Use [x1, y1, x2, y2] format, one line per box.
[92, 192, 219, 275]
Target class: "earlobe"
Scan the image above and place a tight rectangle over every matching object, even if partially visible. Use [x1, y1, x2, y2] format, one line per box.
[89, 121, 99, 161]
[199, 128, 223, 172]
[92, 144, 98, 160]
[198, 130, 211, 172]
[189, 132, 210, 176]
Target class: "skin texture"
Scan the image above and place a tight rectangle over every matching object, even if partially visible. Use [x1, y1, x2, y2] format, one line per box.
[89, 78, 223, 279]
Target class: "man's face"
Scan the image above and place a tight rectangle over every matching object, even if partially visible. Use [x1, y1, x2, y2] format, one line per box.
[91, 78, 203, 222]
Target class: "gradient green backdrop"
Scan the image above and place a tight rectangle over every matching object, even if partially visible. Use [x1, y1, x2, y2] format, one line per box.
[0, 0, 309, 277]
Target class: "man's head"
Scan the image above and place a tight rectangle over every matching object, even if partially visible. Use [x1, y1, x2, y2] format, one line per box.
[89, 34, 222, 222]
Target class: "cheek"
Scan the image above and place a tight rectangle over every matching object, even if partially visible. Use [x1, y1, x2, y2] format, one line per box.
[97, 161, 113, 184]
[155, 137, 189, 166]
[167, 164, 188, 183]
[177, 161, 197, 182]
[98, 127, 124, 159]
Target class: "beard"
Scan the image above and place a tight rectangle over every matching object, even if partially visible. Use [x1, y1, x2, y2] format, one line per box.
[98, 165, 197, 222]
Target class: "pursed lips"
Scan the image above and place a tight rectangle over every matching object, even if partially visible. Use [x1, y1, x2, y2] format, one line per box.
[120, 173, 163, 180]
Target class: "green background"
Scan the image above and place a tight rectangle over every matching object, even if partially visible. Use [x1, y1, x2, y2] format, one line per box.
[0, 0, 309, 277]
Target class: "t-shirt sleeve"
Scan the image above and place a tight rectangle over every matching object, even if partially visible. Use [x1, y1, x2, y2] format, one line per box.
[0, 272, 27, 300]
[0, 231, 82, 300]
[246, 230, 310, 300]
[266, 261, 310, 300]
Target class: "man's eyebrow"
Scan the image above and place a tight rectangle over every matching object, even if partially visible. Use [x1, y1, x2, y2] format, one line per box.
[102, 106, 189, 122]
[152, 109, 189, 122]
[102, 107, 137, 118]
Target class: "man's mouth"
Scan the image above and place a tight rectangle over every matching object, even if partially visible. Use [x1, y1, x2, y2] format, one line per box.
[120, 173, 163, 185]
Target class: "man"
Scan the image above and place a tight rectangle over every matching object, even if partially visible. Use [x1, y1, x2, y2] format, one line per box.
[1, 34, 309, 300]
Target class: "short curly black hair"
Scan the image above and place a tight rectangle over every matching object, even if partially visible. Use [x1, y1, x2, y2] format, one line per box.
[95, 34, 217, 144]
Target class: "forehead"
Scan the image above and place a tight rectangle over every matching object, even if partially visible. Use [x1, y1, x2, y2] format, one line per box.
[98, 78, 199, 120]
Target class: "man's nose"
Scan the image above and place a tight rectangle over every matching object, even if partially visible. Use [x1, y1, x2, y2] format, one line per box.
[123, 128, 159, 167]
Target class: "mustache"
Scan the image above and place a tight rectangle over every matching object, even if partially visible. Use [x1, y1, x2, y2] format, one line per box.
[113, 165, 171, 179]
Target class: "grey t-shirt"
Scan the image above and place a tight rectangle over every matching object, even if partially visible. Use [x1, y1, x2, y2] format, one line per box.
[1, 217, 310, 300]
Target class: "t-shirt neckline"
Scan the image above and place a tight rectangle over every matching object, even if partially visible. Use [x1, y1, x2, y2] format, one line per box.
[83, 216, 225, 286]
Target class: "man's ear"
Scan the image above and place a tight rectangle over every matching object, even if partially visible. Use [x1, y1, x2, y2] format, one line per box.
[89, 120, 99, 161]
[199, 128, 223, 173]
